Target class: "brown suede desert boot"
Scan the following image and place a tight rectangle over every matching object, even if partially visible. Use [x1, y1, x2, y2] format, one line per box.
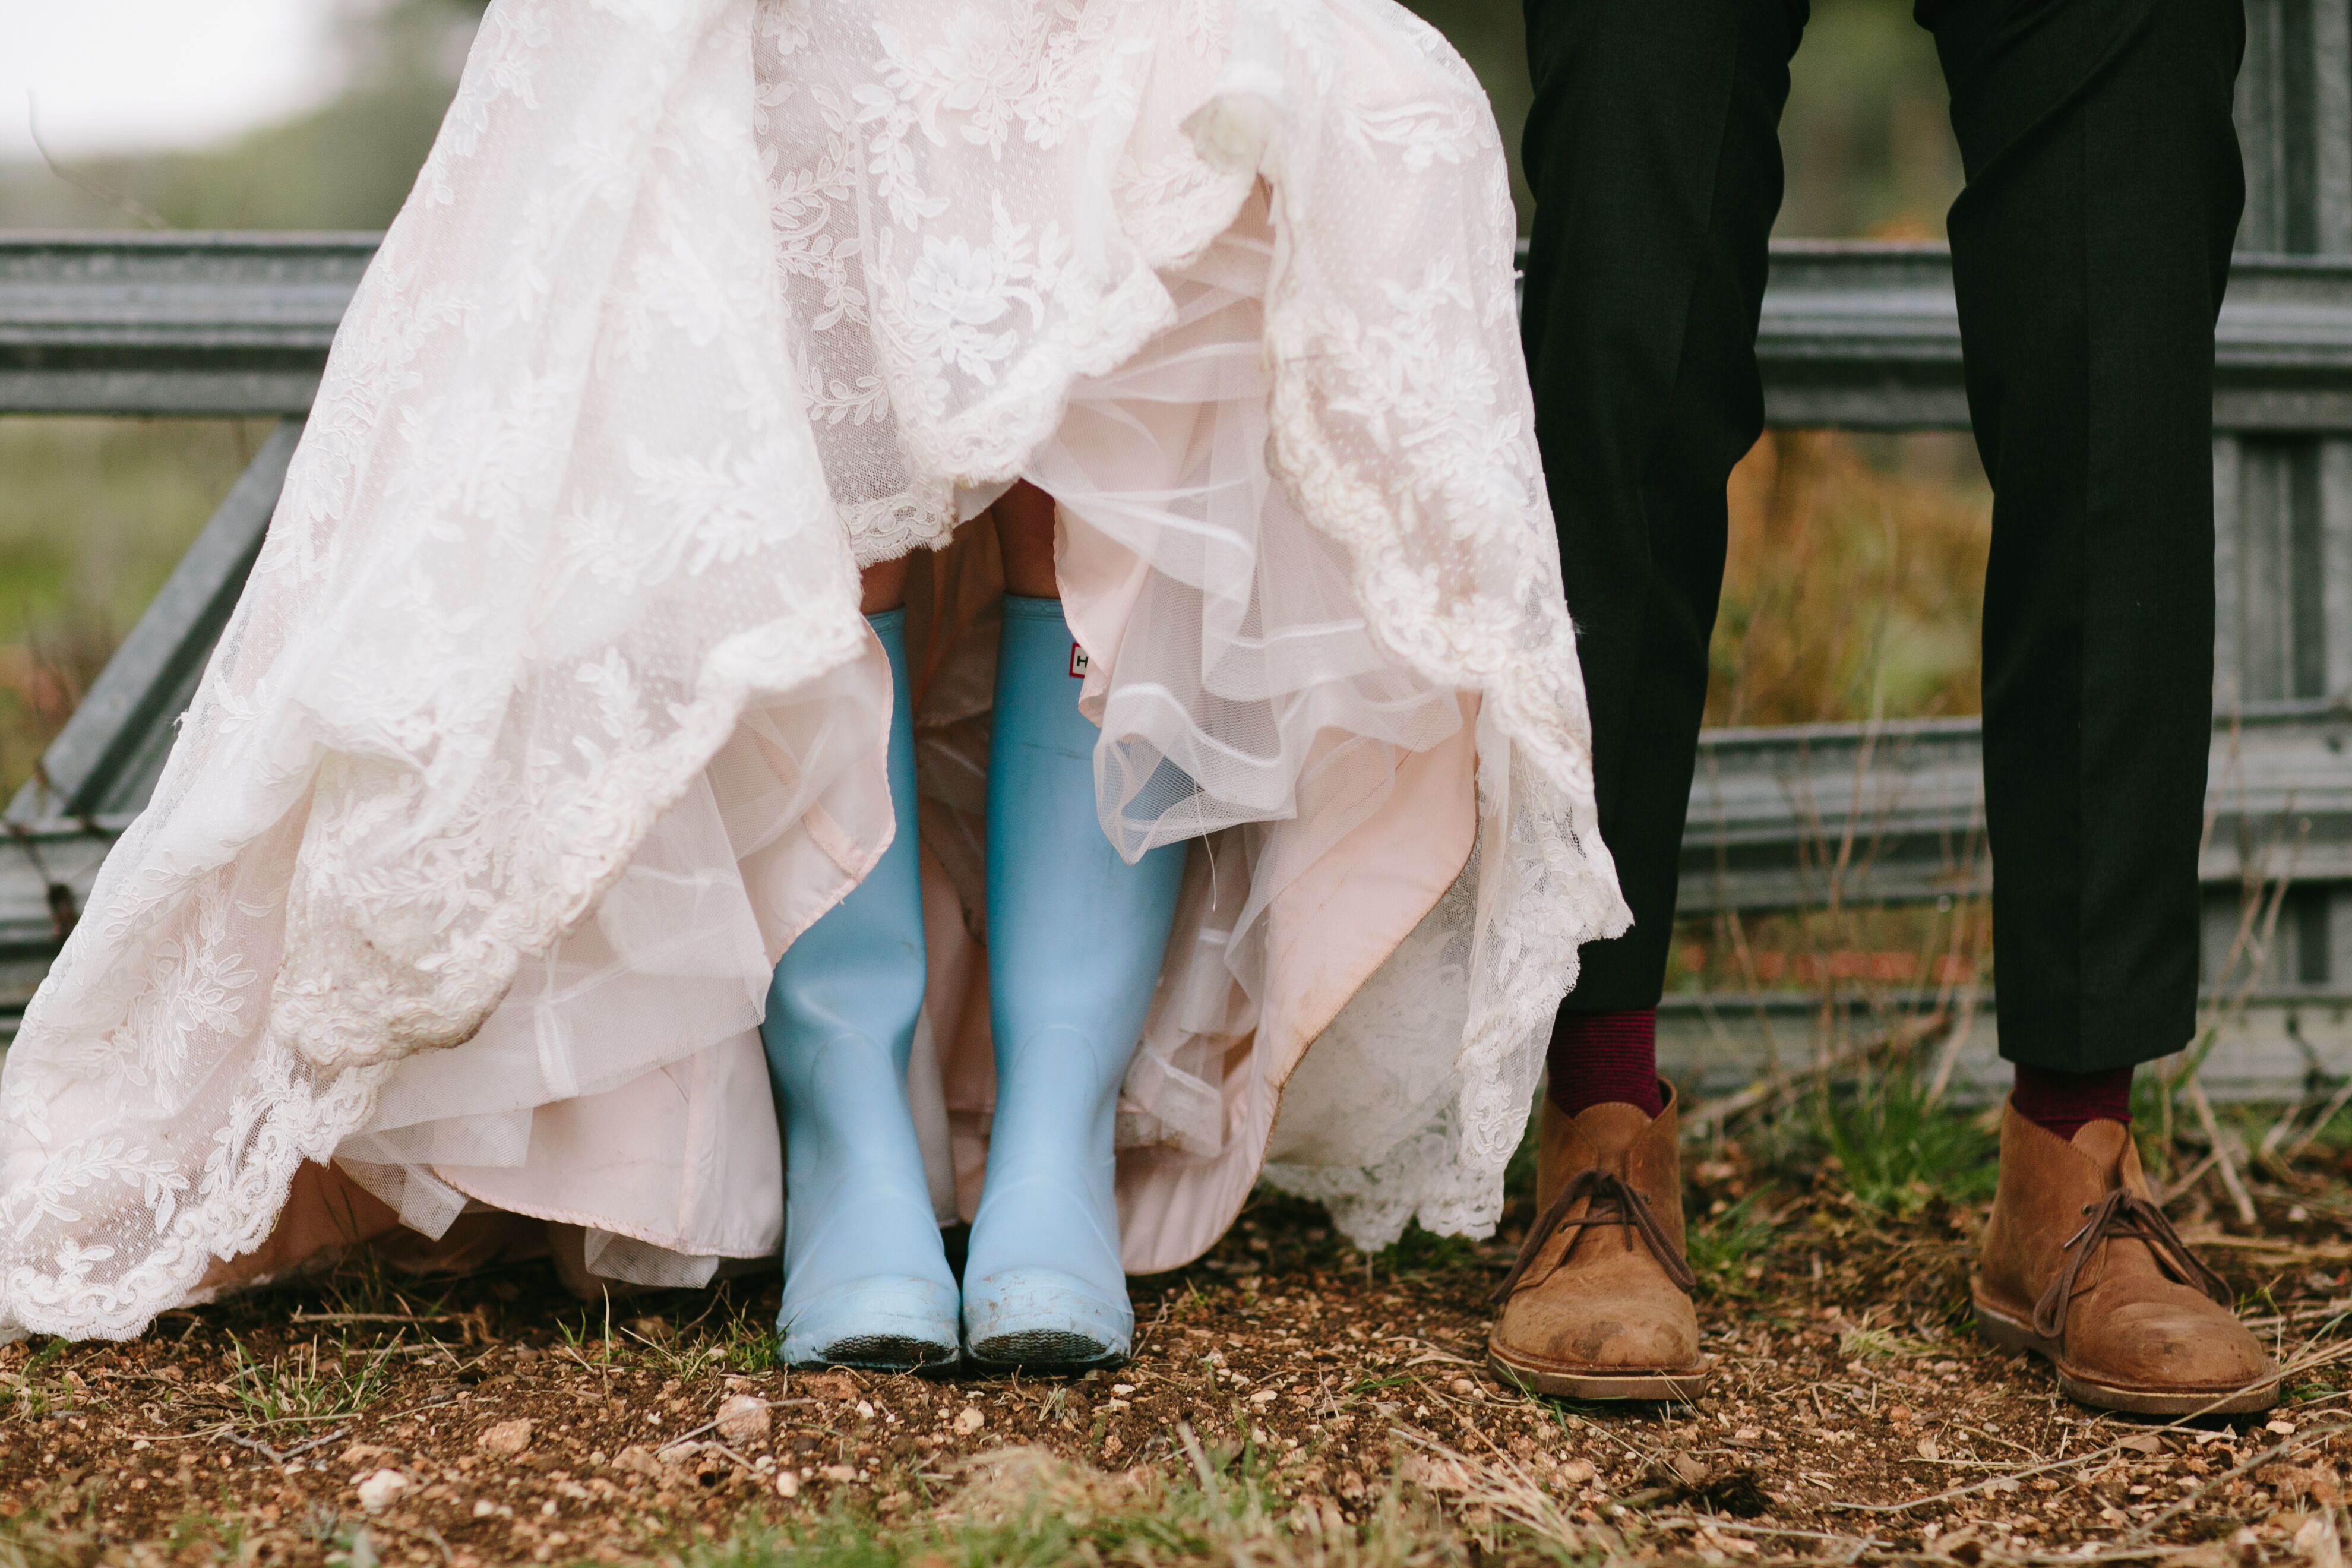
[1973, 1101, 2277, 1415]
[1486, 1082, 1708, 1401]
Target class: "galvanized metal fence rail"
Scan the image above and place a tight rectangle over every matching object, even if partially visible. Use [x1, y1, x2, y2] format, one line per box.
[1, 7, 2349, 1099]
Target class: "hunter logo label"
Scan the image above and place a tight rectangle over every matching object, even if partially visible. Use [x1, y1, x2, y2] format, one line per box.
[1070, 643, 1090, 678]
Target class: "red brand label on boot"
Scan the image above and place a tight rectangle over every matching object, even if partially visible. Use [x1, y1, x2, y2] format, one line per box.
[1070, 643, 1089, 678]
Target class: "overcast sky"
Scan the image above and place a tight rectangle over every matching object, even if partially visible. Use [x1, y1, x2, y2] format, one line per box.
[0, 0, 337, 163]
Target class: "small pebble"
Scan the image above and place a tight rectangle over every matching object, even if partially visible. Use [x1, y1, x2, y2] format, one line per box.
[716, 1393, 771, 1447]
[478, 1418, 533, 1458]
[355, 1470, 409, 1513]
[610, 1446, 662, 1478]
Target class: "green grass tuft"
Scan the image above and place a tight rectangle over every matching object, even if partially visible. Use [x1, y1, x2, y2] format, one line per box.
[223, 1333, 395, 1428]
[1809, 1063, 1997, 1217]
[1685, 1190, 1782, 1297]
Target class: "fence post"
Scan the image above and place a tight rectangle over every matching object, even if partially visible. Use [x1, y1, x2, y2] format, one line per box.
[2217, 0, 2352, 993]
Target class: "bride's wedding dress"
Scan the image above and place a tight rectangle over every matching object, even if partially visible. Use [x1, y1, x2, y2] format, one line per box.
[0, 0, 1626, 1339]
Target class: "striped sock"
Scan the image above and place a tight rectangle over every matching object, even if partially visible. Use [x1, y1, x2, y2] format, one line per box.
[1545, 1008, 1664, 1119]
[2012, 1063, 2134, 1140]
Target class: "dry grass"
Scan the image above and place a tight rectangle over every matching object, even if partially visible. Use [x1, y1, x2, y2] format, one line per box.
[1668, 429, 1997, 1003]
[1712, 429, 1992, 730]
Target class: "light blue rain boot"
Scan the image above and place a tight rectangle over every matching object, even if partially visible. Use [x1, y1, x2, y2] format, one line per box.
[763, 609, 959, 1372]
[962, 594, 1186, 1371]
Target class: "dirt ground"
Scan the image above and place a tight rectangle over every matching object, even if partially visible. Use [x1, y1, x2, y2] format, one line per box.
[4, 1124, 2349, 1568]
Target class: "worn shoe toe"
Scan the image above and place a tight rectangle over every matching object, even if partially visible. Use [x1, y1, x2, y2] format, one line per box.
[1974, 1108, 2277, 1415]
[1485, 1086, 1709, 1401]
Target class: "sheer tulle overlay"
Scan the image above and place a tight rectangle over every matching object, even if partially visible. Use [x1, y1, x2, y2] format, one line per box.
[0, 0, 1627, 1339]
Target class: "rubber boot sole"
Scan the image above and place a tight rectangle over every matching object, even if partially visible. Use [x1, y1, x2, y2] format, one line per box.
[787, 1336, 962, 1376]
[1486, 1339, 1709, 1403]
[962, 1267, 1132, 1376]
[1971, 1286, 2278, 1415]
[965, 1328, 1128, 1376]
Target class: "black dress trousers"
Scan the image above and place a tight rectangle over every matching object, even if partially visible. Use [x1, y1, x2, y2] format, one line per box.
[1524, 0, 2245, 1073]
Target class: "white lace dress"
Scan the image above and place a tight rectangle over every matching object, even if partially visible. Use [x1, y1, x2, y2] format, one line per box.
[0, 0, 1628, 1339]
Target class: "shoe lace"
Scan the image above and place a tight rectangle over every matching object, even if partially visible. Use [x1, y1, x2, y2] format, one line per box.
[1488, 1167, 1696, 1304]
[2030, 1186, 2232, 1339]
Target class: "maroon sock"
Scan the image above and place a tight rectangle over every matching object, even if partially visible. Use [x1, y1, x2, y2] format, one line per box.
[1547, 1009, 1664, 1119]
[2012, 1063, 2135, 1140]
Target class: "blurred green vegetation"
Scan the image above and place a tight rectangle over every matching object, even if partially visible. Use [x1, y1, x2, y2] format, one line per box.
[1779, 0, 1964, 238]
[0, 0, 484, 230]
[0, 421, 271, 791]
